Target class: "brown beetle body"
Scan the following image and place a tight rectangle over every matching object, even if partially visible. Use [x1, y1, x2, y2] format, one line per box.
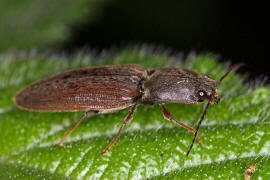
[15, 65, 146, 112]
[14, 63, 242, 155]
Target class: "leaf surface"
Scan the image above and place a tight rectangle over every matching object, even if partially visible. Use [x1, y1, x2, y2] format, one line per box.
[0, 50, 269, 179]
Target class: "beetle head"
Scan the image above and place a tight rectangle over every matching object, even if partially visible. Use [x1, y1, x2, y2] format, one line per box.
[142, 64, 243, 105]
[196, 63, 244, 105]
[142, 68, 220, 104]
[196, 76, 219, 104]
[186, 63, 244, 156]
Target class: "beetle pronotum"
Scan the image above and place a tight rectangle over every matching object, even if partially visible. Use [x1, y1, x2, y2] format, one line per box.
[14, 63, 242, 155]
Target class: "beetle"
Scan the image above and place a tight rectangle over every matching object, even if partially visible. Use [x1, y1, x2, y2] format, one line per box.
[244, 164, 257, 180]
[14, 63, 242, 156]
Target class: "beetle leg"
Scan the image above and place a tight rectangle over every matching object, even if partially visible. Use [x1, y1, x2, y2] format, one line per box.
[101, 104, 137, 155]
[161, 104, 205, 149]
[55, 110, 97, 147]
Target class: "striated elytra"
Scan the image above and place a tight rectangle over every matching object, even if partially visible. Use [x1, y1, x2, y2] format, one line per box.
[14, 64, 242, 155]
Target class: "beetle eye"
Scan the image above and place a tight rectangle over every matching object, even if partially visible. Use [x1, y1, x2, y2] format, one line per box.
[197, 90, 207, 102]
[199, 91, 204, 97]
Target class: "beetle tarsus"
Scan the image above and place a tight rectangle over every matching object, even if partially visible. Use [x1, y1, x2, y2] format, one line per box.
[53, 144, 60, 150]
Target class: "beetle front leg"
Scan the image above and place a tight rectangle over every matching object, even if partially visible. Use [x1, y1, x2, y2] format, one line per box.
[161, 104, 205, 149]
[101, 104, 137, 155]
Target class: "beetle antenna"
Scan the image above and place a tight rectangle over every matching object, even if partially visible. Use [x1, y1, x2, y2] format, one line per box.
[217, 63, 244, 85]
[186, 63, 244, 156]
[186, 101, 211, 156]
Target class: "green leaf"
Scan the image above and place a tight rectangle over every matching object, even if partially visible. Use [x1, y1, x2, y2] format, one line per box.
[0, 0, 106, 52]
[0, 49, 269, 179]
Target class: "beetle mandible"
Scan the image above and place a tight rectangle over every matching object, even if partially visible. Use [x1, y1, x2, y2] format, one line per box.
[14, 63, 242, 156]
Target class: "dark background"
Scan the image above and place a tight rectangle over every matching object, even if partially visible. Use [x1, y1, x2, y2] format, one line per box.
[62, 0, 269, 79]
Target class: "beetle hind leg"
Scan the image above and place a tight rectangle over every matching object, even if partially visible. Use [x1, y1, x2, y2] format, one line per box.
[161, 104, 205, 149]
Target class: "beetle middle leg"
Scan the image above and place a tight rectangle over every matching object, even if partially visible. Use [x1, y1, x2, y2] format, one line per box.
[101, 104, 137, 155]
[55, 110, 98, 147]
[161, 104, 205, 148]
